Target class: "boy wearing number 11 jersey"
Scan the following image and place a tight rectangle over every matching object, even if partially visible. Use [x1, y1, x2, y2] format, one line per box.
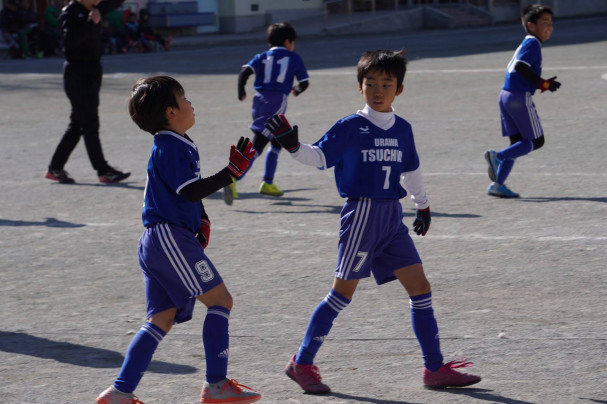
[223, 21, 309, 204]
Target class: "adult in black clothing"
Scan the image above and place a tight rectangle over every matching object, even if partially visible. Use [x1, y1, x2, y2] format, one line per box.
[45, 0, 130, 184]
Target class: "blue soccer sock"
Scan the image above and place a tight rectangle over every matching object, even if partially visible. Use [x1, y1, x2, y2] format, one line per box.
[296, 289, 351, 365]
[410, 293, 443, 372]
[263, 146, 280, 184]
[498, 139, 533, 161]
[495, 140, 533, 185]
[114, 322, 166, 394]
[496, 159, 515, 185]
[203, 306, 230, 383]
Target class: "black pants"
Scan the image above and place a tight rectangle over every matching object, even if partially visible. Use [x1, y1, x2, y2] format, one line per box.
[49, 60, 108, 173]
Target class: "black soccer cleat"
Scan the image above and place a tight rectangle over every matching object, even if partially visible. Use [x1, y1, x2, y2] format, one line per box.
[45, 168, 75, 184]
[98, 166, 130, 183]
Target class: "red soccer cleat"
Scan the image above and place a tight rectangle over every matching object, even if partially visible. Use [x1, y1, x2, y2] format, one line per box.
[423, 358, 482, 389]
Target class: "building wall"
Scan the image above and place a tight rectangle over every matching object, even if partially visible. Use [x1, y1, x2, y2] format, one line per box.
[218, 0, 323, 33]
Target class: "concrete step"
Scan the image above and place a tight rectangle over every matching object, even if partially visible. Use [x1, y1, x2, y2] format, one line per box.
[436, 6, 491, 27]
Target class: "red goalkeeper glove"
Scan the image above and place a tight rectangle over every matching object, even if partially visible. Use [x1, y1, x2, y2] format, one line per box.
[413, 207, 431, 236]
[196, 218, 211, 248]
[265, 114, 300, 153]
[226, 136, 255, 178]
[539, 76, 561, 93]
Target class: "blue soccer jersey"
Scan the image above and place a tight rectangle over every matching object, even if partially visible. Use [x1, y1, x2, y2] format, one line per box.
[503, 35, 542, 94]
[314, 114, 420, 199]
[142, 130, 201, 233]
[247, 47, 309, 94]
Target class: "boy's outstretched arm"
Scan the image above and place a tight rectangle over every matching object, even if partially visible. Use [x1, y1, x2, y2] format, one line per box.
[291, 80, 309, 96]
[237, 65, 254, 101]
[180, 137, 255, 201]
[265, 114, 301, 153]
[514, 62, 561, 92]
[265, 114, 325, 168]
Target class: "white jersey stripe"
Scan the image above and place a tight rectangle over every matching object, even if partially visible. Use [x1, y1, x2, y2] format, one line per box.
[157, 224, 200, 296]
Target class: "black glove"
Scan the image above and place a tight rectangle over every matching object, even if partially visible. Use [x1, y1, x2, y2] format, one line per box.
[539, 76, 561, 93]
[265, 114, 300, 153]
[226, 136, 255, 178]
[413, 207, 431, 236]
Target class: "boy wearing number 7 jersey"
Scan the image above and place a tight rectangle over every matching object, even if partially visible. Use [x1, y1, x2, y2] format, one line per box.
[223, 21, 309, 204]
[265, 50, 481, 394]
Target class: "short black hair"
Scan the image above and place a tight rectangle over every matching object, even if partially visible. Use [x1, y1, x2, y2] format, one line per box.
[267, 21, 296, 47]
[521, 4, 553, 33]
[129, 75, 183, 135]
[357, 49, 408, 88]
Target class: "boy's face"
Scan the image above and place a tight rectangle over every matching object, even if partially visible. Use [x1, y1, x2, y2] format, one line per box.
[527, 12, 553, 42]
[359, 69, 403, 113]
[166, 91, 195, 135]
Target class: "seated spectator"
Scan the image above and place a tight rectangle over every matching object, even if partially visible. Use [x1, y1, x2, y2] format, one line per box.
[139, 8, 171, 51]
[16, 0, 43, 58]
[43, 0, 65, 55]
[0, 0, 22, 58]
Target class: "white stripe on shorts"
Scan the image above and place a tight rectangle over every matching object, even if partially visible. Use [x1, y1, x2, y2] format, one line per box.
[338, 198, 371, 279]
[157, 223, 203, 297]
[261, 94, 288, 138]
[525, 92, 542, 139]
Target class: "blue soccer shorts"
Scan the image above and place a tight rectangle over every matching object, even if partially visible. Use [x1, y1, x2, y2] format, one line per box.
[335, 198, 422, 285]
[138, 223, 223, 324]
[250, 91, 288, 137]
[499, 89, 543, 140]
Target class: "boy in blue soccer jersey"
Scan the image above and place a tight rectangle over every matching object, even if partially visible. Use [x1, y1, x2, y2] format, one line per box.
[265, 50, 481, 393]
[222, 21, 310, 205]
[484, 4, 560, 198]
[96, 76, 260, 404]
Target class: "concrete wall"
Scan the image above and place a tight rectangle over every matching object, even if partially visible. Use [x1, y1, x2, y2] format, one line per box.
[218, 0, 323, 33]
[494, 0, 607, 23]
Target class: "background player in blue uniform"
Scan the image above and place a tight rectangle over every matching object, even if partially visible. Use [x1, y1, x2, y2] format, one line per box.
[96, 76, 260, 404]
[265, 50, 481, 394]
[484, 4, 560, 198]
[223, 21, 309, 204]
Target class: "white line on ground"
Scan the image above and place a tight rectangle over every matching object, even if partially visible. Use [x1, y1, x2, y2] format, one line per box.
[313, 66, 607, 74]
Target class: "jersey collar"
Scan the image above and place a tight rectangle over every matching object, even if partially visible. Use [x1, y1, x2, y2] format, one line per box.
[356, 104, 395, 131]
[154, 130, 197, 148]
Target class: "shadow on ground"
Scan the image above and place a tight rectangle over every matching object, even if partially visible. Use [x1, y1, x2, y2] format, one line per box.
[0, 331, 197, 374]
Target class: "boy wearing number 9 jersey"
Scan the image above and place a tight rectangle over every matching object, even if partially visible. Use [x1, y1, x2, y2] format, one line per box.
[96, 76, 260, 404]
[223, 21, 309, 204]
[265, 50, 481, 394]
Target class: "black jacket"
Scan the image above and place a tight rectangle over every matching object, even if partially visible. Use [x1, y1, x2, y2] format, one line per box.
[61, 0, 124, 63]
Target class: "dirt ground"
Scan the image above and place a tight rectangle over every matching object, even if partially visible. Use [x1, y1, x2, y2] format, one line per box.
[0, 16, 606, 404]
